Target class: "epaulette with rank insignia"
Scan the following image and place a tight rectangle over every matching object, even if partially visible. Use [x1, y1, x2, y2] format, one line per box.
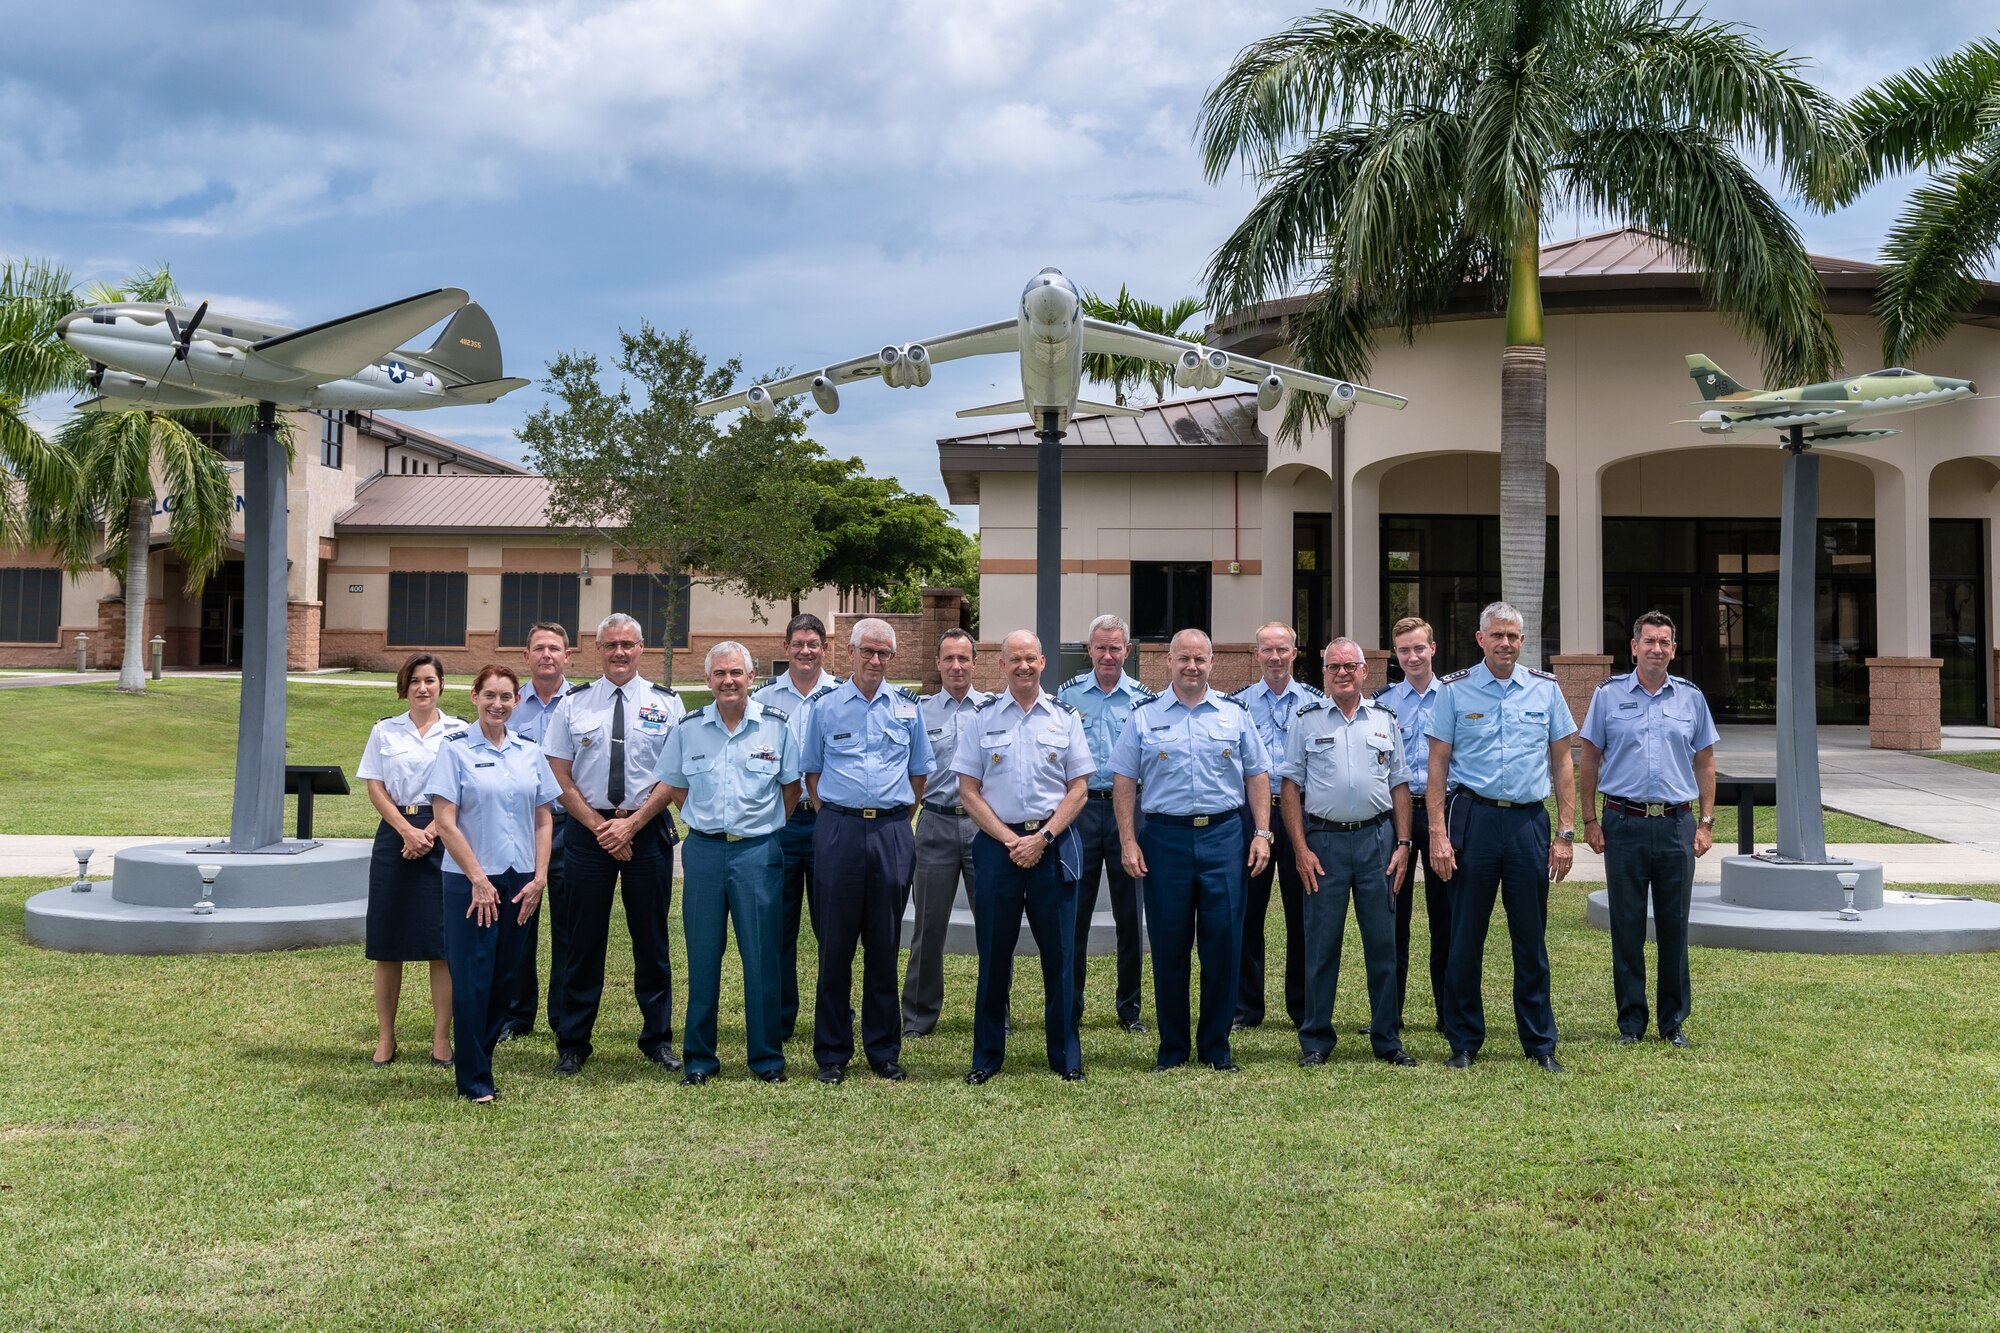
[1137, 686, 1159, 702]
[686, 704, 711, 721]
[1297, 701, 1325, 717]
[1526, 666, 1558, 681]
[1219, 692, 1249, 709]
[1595, 673, 1629, 690]
[1370, 684, 1394, 701]
[973, 694, 1002, 711]
[760, 702, 789, 722]
[1439, 667, 1474, 684]
[893, 686, 922, 706]
[1059, 671, 1091, 692]
[805, 683, 839, 703]
[380, 713, 399, 722]
[652, 681, 679, 698]
[1225, 684, 1253, 702]
[1297, 681, 1327, 699]
[1048, 696, 1078, 715]
[565, 681, 591, 696]
[444, 729, 469, 741]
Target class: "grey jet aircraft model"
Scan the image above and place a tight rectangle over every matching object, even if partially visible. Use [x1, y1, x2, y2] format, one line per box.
[695, 267, 1408, 427]
[54, 287, 529, 413]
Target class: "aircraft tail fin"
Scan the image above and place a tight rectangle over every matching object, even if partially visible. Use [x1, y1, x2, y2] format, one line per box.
[955, 399, 1029, 419]
[1072, 398, 1145, 418]
[1687, 354, 1757, 400]
[421, 302, 505, 384]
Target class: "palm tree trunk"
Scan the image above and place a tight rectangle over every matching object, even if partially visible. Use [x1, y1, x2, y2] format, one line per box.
[118, 496, 150, 692]
[1500, 218, 1548, 669]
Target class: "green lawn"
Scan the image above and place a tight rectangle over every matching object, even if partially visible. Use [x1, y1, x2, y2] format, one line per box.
[3, 876, 1997, 1328]
[1925, 749, 2000, 775]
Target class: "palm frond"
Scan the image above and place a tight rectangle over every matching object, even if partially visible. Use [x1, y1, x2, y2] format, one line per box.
[1875, 152, 2000, 364]
[151, 415, 236, 593]
[1849, 36, 2000, 179]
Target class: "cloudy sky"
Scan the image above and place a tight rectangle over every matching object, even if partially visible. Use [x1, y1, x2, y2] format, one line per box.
[4, 0, 1993, 522]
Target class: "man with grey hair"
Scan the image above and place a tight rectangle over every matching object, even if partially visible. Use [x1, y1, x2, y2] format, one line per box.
[542, 611, 687, 1076]
[1425, 601, 1578, 1074]
[1056, 612, 1154, 1033]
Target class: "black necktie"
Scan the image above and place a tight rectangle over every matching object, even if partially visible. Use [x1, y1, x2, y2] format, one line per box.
[607, 686, 626, 807]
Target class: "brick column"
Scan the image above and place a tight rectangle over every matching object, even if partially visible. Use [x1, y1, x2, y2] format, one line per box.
[95, 596, 166, 669]
[1363, 647, 1391, 686]
[1548, 654, 1614, 735]
[1866, 656, 1942, 750]
[287, 600, 323, 671]
[918, 586, 969, 693]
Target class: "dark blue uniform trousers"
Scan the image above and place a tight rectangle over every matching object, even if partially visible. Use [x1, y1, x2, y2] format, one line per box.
[441, 869, 534, 1100]
[500, 809, 563, 1034]
[1300, 822, 1403, 1057]
[970, 830, 1080, 1075]
[1392, 796, 1451, 1029]
[681, 832, 784, 1078]
[1443, 800, 1558, 1059]
[1072, 795, 1145, 1027]
[554, 817, 676, 1062]
[776, 805, 819, 1042]
[1141, 816, 1246, 1068]
[1604, 808, 1695, 1038]
[812, 809, 913, 1070]
[1238, 799, 1305, 1028]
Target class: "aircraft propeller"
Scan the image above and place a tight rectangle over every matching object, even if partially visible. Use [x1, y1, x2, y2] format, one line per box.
[162, 301, 209, 370]
[88, 361, 105, 390]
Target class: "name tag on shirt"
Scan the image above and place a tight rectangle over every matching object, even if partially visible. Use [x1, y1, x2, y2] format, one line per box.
[475, 761, 495, 768]
[893, 703, 918, 721]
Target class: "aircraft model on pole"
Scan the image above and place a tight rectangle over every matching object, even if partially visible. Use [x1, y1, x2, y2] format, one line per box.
[1679, 353, 1976, 443]
[696, 266, 1409, 681]
[54, 288, 529, 414]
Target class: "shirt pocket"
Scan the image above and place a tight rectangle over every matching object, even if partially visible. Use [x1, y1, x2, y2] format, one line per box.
[1366, 732, 1395, 767]
[570, 722, 607, 754]
[744, 754, 781, 776]
[979, 730, 1013, 769]
[682, 753, 717, 777]
[826, 727, 866, 756]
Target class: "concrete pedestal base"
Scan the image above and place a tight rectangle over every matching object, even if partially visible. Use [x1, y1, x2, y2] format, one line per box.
[1585, 883, 2000, 954]
[1719, 855, 1883, 911]
[24, 837, 369, 954]
[900, 876, 1142, 956]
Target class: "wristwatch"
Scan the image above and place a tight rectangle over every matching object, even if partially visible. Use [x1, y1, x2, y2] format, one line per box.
[1253, 829, 1274, 842]
[1555, 828, 1576, 843]
[1041, 828, 1058, 845]
[1698, 815, 1716, 829]
[1396, 838, 1414, 849]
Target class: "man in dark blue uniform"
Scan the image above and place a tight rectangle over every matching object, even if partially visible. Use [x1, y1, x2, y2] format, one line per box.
[1426, 602, 1578, 1073]
[1578, 610, 1718, 1048]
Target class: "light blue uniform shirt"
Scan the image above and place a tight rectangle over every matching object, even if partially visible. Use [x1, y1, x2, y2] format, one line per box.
[1578, 672, 1718, 806]
[919, 687, 991, 806]
[1425, 662, 1577, 805]
[1109, 688, 1269, 816]
[653, 698, 801, 838]
[952, 690, 1094, 824]
[752, 668, 838, 751]
[1230, 676, 1324, 767]
[1056, 671, 1155, 793]
[506, 677, 569, 745]
[801, 678, 936, 808]
[425, 727, 560, 878]
[1374, 676, 1442, 796]
[1278, 698, 1409, 823]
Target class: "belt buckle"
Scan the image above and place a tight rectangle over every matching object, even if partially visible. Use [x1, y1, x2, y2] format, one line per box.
[1193, 815, 1209, 828]
[725, 832, 743, 843]
[402, 804, 419, 815]
[1496, 799, 1515, 809]
[613, 808, 632, 818]
[1023, 820, 1042, 832]
[1646, 802, 1666, 818]
[862, 808, 877, 819]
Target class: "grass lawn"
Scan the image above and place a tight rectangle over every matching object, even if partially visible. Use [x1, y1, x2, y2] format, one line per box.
[3, 876, 1997, 1328]
[1925, 749, 2000, 775]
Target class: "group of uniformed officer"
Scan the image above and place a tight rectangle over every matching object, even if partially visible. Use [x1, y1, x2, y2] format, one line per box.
[400, 597, 1718, 1086]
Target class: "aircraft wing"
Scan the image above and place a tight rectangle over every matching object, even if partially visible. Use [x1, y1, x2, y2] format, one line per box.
[1677, 407, 1851, 431]
[1079, 319, 1408, 410]
[251, 288, 471, 382]
[696, 320, 1018, 414]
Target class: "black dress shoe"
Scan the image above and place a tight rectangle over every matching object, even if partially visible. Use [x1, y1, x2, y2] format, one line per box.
[1230, 1018, 1256, 1032]
[1445, 1051, 1475, 1070]
[756, 1069, 787, 1084]
[1150, 1060, 1185, 1074]
[1205, 1059, 1241, 1073]
[1058, 1068, 1085, 1082]
[1379, 1050, 1419, 1068]
[494, 1025, 527, 1045]
[645, 1048, 684, 1072]
[1298, 1050, 1329, 1067]
[1665, 1029, 1691, 1049]
[1531, 1054, 1566, 1074]
[870, 1060, 908, 1081]
[964, 1068, 993, 1086]
[815, 1063, 845, 1085]
[680, 1070, 710, 1086]
[1120, 1018, 1149, 1035]
[1617, 1033, 1642, 1046]
[552, 1051, 585, 1076]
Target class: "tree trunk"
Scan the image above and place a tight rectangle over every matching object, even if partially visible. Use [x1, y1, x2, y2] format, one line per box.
[1500, 217, 1548, 669]
[118, 496, 150, 692]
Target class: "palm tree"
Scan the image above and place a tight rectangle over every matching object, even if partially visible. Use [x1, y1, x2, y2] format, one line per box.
[0, 259, 84, 545]
[1081, 285, 1207, 405]
[1197, 0, 1848, 667]
[27, 265, 264, 691]
[1847, 37, 2000, 365]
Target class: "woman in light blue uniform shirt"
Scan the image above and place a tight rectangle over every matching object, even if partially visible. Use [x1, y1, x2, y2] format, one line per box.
[427, 664, 560, 1102]
[355, 653, 466, 1069]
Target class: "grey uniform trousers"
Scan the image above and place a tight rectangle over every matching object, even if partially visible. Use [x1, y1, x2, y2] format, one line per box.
[901, 805, 977, 1036]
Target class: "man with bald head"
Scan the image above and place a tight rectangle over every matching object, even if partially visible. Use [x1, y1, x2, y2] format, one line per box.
[954, 631, 1094, 1083]
[1111, 629, 1272, 1073]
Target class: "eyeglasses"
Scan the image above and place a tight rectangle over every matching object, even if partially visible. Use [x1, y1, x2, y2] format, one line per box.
[1323, 661, 1363, 673]
[600, 641, 641, 652]
[856, 648, 894, 660]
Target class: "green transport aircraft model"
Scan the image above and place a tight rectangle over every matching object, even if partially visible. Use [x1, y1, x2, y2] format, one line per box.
[1679, 354, 1978, 443]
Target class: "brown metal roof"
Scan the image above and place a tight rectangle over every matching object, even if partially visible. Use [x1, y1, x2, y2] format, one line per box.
[333, 474, 564, 533]
[936, 392, 1267, 504]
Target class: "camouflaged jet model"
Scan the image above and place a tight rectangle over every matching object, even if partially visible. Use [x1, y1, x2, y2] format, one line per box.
[1679, 353, 1977, 443]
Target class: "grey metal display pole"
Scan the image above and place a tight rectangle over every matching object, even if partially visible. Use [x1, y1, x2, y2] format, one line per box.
[1036, 409, 1063, 689]
[1773, 426, 1827, 862]
[228, 402, 288, 851]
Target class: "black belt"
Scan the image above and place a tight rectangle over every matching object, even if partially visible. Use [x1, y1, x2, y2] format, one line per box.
[1086, 789, 1114, 801]
[1269, 794, 1283, 808]
[1006, 819, 1053, 835]
[686, 828, 759, 842]
[1308, 811, 1389, 833]
[789, 802, 817, 821]
[822, 802, 911, 821]
[922, 800, 968, 816]
[1461, 791, 1537, 810]
[593, 807, 639, 819]
[1148, 809, 1242, 828]
[1603, 796, 1692, 818]
[398, 804, 432, 816]
[1409, 794, 1427, 809]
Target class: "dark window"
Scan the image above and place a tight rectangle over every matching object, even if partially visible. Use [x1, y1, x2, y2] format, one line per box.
[500, 572, 579, 648]
[319, 411, 343, 469]
[1131, 561, 1211, 641]
[612, 572, 690, 650]
[0, 567, 61, 643]
[387, 571, 467, 646]
[1932, 518, 1987, 725]
[1381, 516, 1560, 676]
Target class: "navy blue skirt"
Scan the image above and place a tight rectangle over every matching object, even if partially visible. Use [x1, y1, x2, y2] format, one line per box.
[365, 813, 447, 962]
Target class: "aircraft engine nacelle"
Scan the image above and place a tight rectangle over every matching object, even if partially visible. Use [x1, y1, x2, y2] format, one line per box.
[811, 375, 840, 414]
[1257, 373, 1285, 413]
[904, 343, 932, 387]
[1173, 348, 1204, 389]
[1200, 349, 1229, 389]
[878, 345, 906, 387]
[744, 384, 778, 421]
[1325, 380, 1358, 419]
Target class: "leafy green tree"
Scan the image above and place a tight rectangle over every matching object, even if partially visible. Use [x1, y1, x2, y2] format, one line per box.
[519, 324, 820, 676]
[879, 527, 980, 629]
[1197, 0, 1848, 665]
[0, 259, 83, 545]
[1080, 286, 1206, 405]
[1847, 37, 2000, 364]
[793, 456, 969, 617]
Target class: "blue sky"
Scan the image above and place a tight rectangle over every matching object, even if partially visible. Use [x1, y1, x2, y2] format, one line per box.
[4, 0, 1993, 524]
